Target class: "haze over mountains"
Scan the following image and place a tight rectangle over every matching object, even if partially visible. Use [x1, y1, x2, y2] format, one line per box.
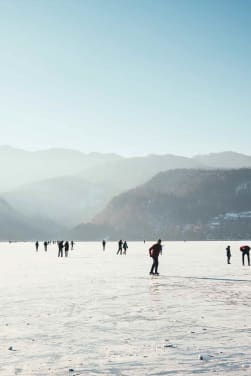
[2, 146, 251, 240]
[0, 146, 121, 192]
[0, 197, 59, 240]
[193, 151, 251, 169]
[74, 169, 251, 241]
[4, 176, 116, 227]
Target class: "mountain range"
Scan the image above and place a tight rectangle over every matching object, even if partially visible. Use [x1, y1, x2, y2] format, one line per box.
[2, 146, 251, 240]
[0, 197, 61, 240]
[72, 169, 251, 240]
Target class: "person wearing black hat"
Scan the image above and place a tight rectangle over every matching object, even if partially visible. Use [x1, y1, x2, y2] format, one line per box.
[149, 239, 162, 275]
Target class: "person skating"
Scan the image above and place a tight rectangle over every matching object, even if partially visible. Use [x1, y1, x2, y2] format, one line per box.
[226, 245, 231, 264]
[58, 241, 64, 257]
[149, 239, 162, 275]
[71, 241, 74, 250]
[102, 240, 106, 251]
[123, 241, 128, 255]
[35, 241, 39, 252]
[117, 240, 123, 255]
[240, 245, 250, 266]
[64, 241, 69, 257]
[44, 241, 48, 252]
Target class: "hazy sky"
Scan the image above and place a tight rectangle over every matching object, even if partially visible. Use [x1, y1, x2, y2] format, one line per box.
[0, 0, 250, 156]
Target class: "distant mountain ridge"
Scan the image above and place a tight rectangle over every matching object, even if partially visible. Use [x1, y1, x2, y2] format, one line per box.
[193, 151, 251, 168]
[0, 197, 59, 241]
[3, 176, 117, 227]
[2, 146, 251, 193]
[71, 169, 251, 240]
[2, 146, 251, 192]
[2, 146, 251, 240]
[0, 145, 122, 192]
[78, 154, 203, 190]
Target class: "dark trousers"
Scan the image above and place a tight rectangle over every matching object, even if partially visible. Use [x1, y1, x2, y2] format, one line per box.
[242, 252, 250, 266]
[227, 255, 231, 264]
[58, 249, 63, 257]
[150, 256, 159, 274]
[117, 247, 122, 255]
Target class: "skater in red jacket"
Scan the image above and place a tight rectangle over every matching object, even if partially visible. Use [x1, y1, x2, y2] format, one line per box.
[149, 239, 162, 275]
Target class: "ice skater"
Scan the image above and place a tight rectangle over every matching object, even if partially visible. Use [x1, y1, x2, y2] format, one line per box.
[149, 239, 162, 275]
[58, 241, 64, 257]
[240, 245, 250, 266]
[123, 241, 128, 255]
[102, 240, 106, 251]
[117, 240, 123, 255]
[71, 240, 74, 250]
[64, 241, 69, 257]
[35, 241, 39, 252]
[226, 245, 231, 264]
[44, 241, 48, 252]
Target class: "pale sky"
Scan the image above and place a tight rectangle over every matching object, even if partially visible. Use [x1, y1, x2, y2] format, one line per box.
[0, 0, 250, 156]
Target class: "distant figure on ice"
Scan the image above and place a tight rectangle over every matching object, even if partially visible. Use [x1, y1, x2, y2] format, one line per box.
[226, 245, 231, 264]
[58, 241, 64, 257]
[240, 245, 250, 266]
[149, 239, 162, 275]
[117, 240, 123, 255]
[71, 241, 74, 250]
[44, 241, 48, 252]
[35, 241, 39, 252]
[123, 241, 128, 255]
[102, 240, 106, 251]
[64, 241, 69, 257]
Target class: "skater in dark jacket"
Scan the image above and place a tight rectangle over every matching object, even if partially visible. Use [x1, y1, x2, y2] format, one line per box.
[149, 239, 162, 275]
[58, 241, 64, 257]
[102, 240, 106, 251]
[64, 241, 69, 257]
[226, 245, 231, 264]
[123, 241, 128, 255]
[117, 240, 123, 255]
[240, 245, 250, 266]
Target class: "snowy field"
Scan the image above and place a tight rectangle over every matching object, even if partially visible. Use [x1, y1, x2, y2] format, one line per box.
[0, 241, 250, 376]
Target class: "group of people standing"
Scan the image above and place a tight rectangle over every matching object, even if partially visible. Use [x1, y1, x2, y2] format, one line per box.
[57, 240, 71, 257]
[226, 245, 251, 266]
[102, 239, 129, 255]
[35, 239, 250, 274]
[35, 241, 52, 252]
[35, 240, 75, 257]
[117, 239, 128, 255]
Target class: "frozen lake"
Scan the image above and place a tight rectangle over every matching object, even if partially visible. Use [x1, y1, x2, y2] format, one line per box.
[0, 241, 250, 375]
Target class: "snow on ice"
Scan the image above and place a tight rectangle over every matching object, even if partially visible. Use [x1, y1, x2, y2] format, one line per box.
[0, 241, 250, 375]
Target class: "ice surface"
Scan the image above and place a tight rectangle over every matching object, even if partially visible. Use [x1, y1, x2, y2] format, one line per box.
[0, 241, 250, 375]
